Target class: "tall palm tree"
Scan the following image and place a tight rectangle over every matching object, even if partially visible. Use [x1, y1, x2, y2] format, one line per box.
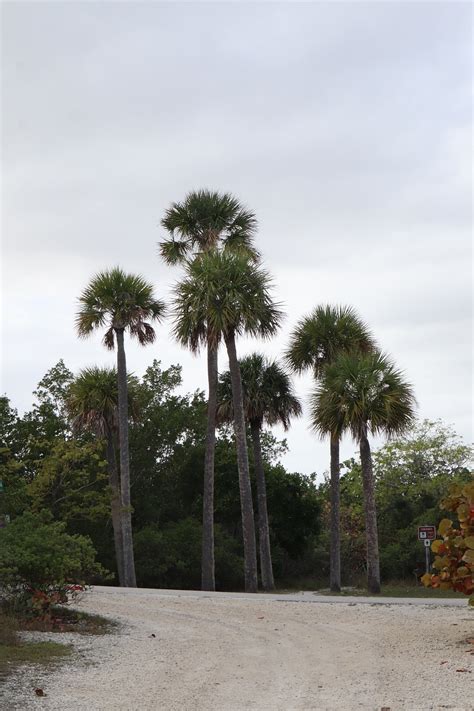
[312, 350, 416, 593]
[160, 189, 259, 592]
[286, 305, 376, 592]
[76, 268, 166, 587]
[218, 353, 301, 591]
[173, 251, 282, 592]
[67, 366, 139, 586]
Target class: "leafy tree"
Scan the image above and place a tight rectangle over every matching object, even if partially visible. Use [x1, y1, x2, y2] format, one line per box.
[160, 189, 259, 591]
[173, 251, 282, 592]
[134, 518, 243, 591]
[129, 361, 207, 530]
[286, 305, 375, 591]
[312, 351, 416, 593]
[32, 359, 74, 430]
[0, 447, 29, 520]
[0, 397, 20, 452]
[218, 353, 301, 590]
[28, 439, 109, 526]
[318, 422, 473, 584]
[76, 268, 166, 587]
[0, 511, 107, 615]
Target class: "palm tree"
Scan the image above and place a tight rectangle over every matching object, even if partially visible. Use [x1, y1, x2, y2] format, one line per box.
[160, 189, 259, 592]
[286, 305, 376, 592]
[173, 251, 282, 592]
[76, 268, 166, 587]
[67, 366, 139, 586]
[312, 351, 416, 593]
[218, 353, 301, 591]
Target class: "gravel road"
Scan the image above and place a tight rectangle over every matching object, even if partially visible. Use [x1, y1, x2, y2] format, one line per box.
[2, 588, 472, 710]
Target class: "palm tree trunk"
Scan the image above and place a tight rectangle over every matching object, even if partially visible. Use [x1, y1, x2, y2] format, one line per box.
[224, 331, 258, 593]
[201, 345, 217, 591]
[329, 434, 341, 592]
[359, 426, 381, 594]
[250, 420, 274, 591]
[105, 425, 125, 586]
[115, 328, 137, 588]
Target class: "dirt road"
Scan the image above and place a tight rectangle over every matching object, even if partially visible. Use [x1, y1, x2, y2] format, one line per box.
[2, 588, 472, 710]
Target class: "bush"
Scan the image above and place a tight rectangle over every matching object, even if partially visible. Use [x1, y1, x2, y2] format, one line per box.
[421, 482, 474, 605]
[0, 511, 107, 616]
[134, 517, 243, 590]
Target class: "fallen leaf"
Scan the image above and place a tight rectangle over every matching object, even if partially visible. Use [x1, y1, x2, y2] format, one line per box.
[440, 661, 448, 665]
[257, 616, 264, 619]
[455, 668, 471, 673]
[35, 689, 46, 697]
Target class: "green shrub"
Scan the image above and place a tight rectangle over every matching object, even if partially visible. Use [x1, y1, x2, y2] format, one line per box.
[422, 482, 474, 605]
[0, 511, 108, 615]
[134, 517, 243, 590]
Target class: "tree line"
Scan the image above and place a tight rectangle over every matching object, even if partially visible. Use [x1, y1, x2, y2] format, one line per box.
[0, 364, 471, 591]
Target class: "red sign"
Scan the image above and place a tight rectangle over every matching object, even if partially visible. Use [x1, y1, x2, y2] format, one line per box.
[418, 525, 436, 541]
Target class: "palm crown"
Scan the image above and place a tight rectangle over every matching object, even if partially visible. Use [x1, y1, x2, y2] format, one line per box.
[67, 366, 139, 436]
[76, 268, 166, 349]
[312, 351, 417, 441]
[218, 353, 302, 430]
[172, 251, 282, 351]
[160, 189, 259, 264]
[286, 305, 376, 377]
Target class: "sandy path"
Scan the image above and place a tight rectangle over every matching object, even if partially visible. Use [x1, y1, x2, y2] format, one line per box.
[2, 589, 472, 710]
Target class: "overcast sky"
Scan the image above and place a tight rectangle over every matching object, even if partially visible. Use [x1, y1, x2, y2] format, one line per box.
[1, 1, 472, 477]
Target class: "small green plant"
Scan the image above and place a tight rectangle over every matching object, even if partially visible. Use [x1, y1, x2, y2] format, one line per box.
[0, 511, 108, 617]
[421, 481, 474, 605]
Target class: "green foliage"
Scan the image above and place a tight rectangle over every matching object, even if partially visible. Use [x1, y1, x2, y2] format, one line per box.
[217, 353, 301, 429]
[0, 511, 107, 614]
[422, 481, 474, 604]
[0, 447, 30, 518]
[320, 421, 473, 583]
[68, 366, 138, 437]
[134, 518, 243, 590]
[28, 439, 110, 525]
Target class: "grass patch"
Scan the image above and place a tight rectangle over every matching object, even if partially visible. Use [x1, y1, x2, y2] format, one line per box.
[24, 606, 114, 635]
[275, 578, 466, 598]
[0, 640, 71, 667]
[0, 613, 72, 680]
[0, 604, 114, 683]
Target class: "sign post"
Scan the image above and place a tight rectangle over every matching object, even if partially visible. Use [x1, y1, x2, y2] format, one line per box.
[418, 525, 436, 575]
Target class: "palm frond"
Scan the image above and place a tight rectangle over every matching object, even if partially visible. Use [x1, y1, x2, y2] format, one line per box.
[67, 366, 140, 436]
[159, 238, 190, 265]
[218, 353, 301, 430]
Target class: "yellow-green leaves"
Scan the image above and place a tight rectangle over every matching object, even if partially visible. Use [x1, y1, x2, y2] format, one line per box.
[423, 482, 474, 605]
[438, 518, 453, 536]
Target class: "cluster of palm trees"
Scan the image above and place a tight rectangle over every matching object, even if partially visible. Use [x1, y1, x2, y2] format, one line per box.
[73, 189, 416, 594]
